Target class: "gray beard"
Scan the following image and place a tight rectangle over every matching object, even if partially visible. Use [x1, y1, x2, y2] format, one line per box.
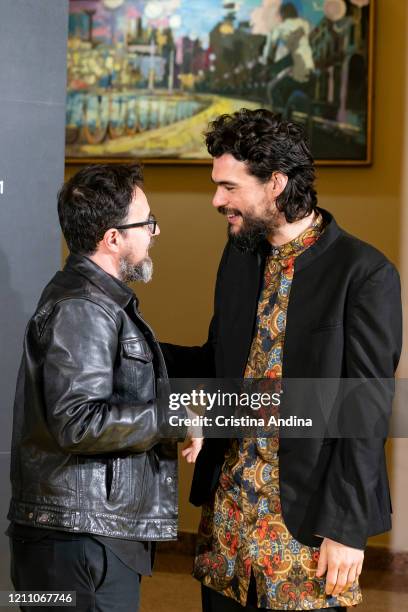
[119, 256, 153, 283]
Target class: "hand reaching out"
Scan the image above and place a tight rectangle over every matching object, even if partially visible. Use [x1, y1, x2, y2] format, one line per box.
[181, 406, 203, 463]
[181, 437, 203, 463]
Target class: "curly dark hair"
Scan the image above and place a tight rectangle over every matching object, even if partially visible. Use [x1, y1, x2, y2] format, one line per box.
[205, 108, 317, 222]
[58, 164, 144, 254]
[280, 2, 299, 20]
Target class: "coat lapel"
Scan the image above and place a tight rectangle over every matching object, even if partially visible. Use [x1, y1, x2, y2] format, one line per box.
[220, 246, 266, 377]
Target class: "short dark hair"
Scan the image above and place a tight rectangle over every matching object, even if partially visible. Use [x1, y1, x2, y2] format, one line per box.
[280, 2, 299, 19]
[205, 108, 317, 222]
[58, 164, 144, 254]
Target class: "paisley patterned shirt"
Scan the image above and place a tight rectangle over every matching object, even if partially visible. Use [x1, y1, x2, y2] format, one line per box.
[193, 214, 363, 610]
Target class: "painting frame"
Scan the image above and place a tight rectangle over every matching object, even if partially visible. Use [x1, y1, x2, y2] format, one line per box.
[65, 0, 375, 166]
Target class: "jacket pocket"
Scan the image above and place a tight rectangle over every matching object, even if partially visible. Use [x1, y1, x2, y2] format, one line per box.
[105, 457, 120, 503]
[79, 455, 117, 510]
[133, 453, 149, 516]
[310, 321, 343, 334]
[121, 338, 153, 362]
[119, 339, 155, 402]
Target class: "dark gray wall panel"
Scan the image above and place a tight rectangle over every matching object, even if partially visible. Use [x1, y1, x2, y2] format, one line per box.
[0, 0, 68, 591]
[0, 0, 69, 103]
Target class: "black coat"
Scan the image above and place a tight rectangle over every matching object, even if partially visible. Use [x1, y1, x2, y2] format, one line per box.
[161, 208, 402, 550]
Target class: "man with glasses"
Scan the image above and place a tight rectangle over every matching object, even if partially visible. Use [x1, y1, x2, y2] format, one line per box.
[7, 164, 199, 611]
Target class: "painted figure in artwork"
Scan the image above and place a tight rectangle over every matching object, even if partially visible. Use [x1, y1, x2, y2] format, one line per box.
[261, 2, 315, 115]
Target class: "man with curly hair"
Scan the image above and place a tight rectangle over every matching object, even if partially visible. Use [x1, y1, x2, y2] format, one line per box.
[161, 108, 402, 611]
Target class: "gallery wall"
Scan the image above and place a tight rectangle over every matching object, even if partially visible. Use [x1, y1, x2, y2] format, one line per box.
[64, 0, 408, 550]
[0, 0, 69, 588]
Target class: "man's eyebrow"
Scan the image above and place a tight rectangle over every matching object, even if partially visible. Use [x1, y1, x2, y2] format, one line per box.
[211, 178, 239, 186]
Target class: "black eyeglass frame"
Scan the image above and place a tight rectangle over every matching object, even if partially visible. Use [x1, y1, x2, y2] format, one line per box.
[115, 214, 157, 235]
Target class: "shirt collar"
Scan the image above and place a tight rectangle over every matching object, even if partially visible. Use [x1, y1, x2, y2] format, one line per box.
[269, 212, 325, 261]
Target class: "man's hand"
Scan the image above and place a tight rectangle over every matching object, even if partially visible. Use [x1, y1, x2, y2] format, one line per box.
[180, 407, 203, 463]
[181, 437, 203, 463]
[316, 537, 364, 596]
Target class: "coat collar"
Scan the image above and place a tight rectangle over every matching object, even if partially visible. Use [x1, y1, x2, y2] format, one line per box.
[64, 253, 136, 309]
[255, 207, 341, 272]
[293, 208, 341, 272]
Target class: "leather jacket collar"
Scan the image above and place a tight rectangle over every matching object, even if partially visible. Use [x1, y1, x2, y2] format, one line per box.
[64, 253, 135, 309]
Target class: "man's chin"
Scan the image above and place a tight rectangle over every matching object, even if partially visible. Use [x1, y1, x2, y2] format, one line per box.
[227, 226, 268, 253]
[227, 224, 243, 238]
[119, 256, 153, 284]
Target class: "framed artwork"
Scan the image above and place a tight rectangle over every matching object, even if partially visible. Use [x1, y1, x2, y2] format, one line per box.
[65, 0, 374, 165]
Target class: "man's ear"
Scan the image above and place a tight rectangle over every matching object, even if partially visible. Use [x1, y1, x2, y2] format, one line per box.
[101, 228, 122, 253]
[267, 172, 288, 200]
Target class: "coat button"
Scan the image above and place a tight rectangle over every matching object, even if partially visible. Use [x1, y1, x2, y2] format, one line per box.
[166, 476, 173, 484]
[28, 512, 34, 520]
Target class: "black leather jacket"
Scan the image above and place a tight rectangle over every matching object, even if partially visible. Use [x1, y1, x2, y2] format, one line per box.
[8, 254, 185, 541]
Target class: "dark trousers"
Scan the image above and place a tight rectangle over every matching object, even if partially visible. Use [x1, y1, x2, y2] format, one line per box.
[10, 534, 141, 612]
[202, 583, 345, 611]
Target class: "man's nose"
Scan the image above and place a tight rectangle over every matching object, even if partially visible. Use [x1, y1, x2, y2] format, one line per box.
[212, 187, 227, 209]
[154, 223, 160, 236]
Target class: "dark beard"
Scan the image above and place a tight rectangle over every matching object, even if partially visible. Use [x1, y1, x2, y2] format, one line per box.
[227, 216, 271, 253]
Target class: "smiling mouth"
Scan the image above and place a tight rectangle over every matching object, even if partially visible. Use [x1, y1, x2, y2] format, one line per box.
[219, 207, 242, 223]
[226, 213, 241, 223]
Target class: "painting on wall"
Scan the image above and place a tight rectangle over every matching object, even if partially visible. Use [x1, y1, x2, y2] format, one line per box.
[65, 0, 374, 164]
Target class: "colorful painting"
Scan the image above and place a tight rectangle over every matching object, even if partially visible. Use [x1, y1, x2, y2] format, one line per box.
[66, 0, 374, 164]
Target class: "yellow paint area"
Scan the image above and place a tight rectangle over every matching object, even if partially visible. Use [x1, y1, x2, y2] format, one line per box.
[72, 95, 259, 159]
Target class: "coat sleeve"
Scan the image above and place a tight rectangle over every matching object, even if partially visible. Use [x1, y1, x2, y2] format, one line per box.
[313, 261, 402, 549]
[41, 298, 185, 455]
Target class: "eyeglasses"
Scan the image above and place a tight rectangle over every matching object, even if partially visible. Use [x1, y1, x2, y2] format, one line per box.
[116, 214, 157, 235]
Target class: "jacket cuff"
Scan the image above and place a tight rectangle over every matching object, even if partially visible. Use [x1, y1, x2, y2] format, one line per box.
[157, 401, 188, 442]
[313, 509, 367, 550]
